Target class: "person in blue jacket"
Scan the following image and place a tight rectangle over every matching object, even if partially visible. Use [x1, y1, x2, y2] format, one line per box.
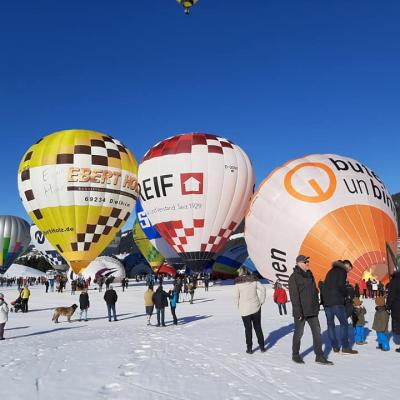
[169, 285, 179, 325]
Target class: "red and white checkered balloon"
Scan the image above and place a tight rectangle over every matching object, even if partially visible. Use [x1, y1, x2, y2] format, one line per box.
[138, 133, 255, 271]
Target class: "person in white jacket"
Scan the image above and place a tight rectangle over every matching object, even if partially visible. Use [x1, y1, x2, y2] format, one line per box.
[0, 293, 9, 340]
[234, 267, 266, 354]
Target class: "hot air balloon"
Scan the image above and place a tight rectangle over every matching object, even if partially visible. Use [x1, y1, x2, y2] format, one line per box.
[122, 251, 152, 278]
[212, 237, 257, 276]
[138, 133, 254, 271]
[134, 200, 183, 268]
[30, 225, 68, 271]
[0, 215, 31, 272]
[70, 256, 126, 283]
[245, 154, 398, 287]
[177, 0, 198, 15]
[18, 130, 139, 274]
[133, 218, 165, 272]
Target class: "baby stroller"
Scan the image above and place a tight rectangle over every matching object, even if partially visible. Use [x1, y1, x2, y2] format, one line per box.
[10, 296, 23, 312]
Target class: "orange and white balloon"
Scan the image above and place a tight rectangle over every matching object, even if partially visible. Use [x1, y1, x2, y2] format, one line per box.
[245, 154, 398, 286]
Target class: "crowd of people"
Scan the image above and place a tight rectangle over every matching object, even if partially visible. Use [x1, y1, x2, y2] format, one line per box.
[234, 254, 400, 366]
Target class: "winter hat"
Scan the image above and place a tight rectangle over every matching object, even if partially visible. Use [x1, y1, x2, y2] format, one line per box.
[296, 255, 309, 263]
[353, 297, 362, 306]
[375, 296, 386, 307]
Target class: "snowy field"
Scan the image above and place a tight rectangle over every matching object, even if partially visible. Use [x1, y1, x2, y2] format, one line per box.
[1, 281, 398, 400]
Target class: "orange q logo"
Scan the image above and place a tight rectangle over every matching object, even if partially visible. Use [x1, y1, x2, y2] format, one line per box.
[284, 162, 337, 203]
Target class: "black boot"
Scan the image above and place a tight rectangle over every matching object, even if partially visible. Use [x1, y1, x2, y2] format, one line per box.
[246, 347, 253, 354]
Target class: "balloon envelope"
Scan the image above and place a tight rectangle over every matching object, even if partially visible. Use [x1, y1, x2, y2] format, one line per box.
[18, 130, 139, 274]
[0, 216, 31, 271]
[134, 200, 183, 268]
[245, 154, 398, 286]
[72, 256, 126, 283]
[138, 133, 254, 271]
[133, 218, 165, 271]
[30, 225, 68, 270]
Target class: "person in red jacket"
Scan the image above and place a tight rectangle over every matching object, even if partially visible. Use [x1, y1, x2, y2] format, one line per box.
[359, 279, 368, 299]
[274, 282, 288, 315]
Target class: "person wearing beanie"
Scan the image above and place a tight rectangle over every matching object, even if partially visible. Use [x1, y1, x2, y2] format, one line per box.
[372, 296, 390, 351]
[322, 260, 358, 355]
[352, 297, 367, 345]
[0, 293, 9, 340]
[234, 266, 266, 354]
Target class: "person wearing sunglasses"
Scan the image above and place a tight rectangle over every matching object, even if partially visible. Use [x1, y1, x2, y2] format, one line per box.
[288, 255, 333, 365]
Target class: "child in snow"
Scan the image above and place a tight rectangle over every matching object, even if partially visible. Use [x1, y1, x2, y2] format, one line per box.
[273, 282, 288, 315]
[352, 297, 367, 345]
[372, 296, 390, 351]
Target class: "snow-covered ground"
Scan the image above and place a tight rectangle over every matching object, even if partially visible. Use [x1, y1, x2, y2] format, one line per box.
[1, 282, 399, 400]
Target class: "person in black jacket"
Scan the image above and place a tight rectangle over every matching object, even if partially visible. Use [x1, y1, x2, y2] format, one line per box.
[386, 271, 400, 353]
[79, 289, 90, 321]
[152, 285, 169, 327]
[104, 285, 118, 322]
[288, 255, 332, 365]
[322, 260, 357, 354]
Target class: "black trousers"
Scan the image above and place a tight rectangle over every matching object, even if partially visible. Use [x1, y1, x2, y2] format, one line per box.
[170, 306, 178, 324]
[22, 299, 28, 313]
[241, 308, 264, 349]
[292, 316, 323, 357]
[157, 307, 165, 326]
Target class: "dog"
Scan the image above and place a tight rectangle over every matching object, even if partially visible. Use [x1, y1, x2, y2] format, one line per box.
[52, 304, 78, 323]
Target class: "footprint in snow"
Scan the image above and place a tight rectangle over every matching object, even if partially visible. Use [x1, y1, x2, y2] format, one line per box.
[121, 371, 138, 377]
[307, 376, 322, 383]
[134, 350, 145, 354]
[58, 369, 67, 373]
[121, 363, 137, 368]
[141, 345, 151, 349]
[101, 383, 121, 393]
[330, 390, 341, 395]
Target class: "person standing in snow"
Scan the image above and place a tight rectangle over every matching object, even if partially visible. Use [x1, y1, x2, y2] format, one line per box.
[386, 271, 400, 353]
[20, 285, 30, 313]
[234, 267, 266, 354]
[273, 282, 288, 316]
[322, 260, 357, 355]
[152, 285, 169, 327]
[352, 298, 367, 345]
[189, 282, 195, 304]
[204, 275, 210, 292]
[0, 293, 9, 340]
[45, 279, 49, 293]
[79, 289, 90, 321]
[104, 285, 118, 322]
[372, 296, 390, 351]
[169, 285, 179, 325]
[288, 255, 333, 365]
[144, 285, 154, 325]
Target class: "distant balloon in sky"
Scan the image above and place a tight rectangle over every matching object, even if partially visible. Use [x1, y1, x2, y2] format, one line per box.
[138, 133, 254, 271]
[18, 129, 139, 274]
[30, 224, 68, 271]
[0, 215, 30, 272]
[177, 0, 198, 15]
[245, 154, 398, 287]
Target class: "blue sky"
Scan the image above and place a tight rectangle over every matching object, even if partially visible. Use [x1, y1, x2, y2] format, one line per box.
[1, 0, 399, 226]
